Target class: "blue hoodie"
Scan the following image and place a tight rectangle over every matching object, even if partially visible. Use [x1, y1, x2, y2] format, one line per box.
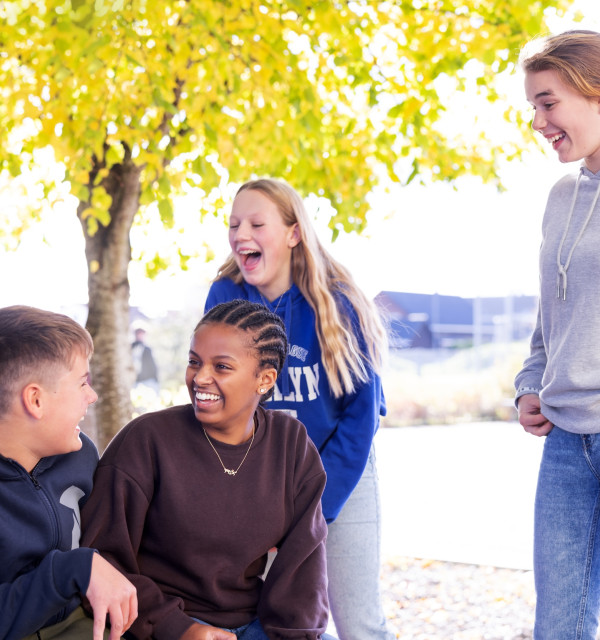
[0, 433, 97, 639]
[205, 279, 386, 523]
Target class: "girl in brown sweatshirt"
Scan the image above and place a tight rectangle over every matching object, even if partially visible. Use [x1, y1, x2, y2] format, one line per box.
[82, 300, 335, 640]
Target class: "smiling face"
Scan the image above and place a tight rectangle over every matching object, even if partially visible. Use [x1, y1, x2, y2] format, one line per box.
[525, 69, 600, 172]
[185, 323, 276, 444]
[33, 351, 98, 461]
[228, 188, 300, 301]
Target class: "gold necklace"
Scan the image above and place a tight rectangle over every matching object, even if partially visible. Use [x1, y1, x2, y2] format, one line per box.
[259, 288, 288, 314]
[202, 417, 256, 476]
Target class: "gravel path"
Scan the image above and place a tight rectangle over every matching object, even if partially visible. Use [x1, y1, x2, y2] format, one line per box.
[381, 556, 535, 640]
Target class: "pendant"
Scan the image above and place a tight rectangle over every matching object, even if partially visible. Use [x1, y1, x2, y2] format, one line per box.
[224, 468, 237, 476]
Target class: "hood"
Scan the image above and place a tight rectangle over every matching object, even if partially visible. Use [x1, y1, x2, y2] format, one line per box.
[242, 283, 304, 396]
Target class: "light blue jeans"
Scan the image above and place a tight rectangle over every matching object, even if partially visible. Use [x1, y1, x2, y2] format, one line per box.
[192, 617, 337, 639]
[326, 446, 394, 640]
[191, 618, 267, 639]
[534, 426, 600, 639]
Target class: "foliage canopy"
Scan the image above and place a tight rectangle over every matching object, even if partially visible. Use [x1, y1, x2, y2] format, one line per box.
[0, 0, 575, 448]
[0, 0, 573, 238]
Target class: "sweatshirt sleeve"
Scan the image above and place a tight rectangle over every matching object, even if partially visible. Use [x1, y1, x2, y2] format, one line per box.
[319, 371, 383, 523]
[0, 547, 94, 640]
[514, 303, 546, 404]
[258, 442, 329, 640]
[81, 462, 194, 640]
[318, 294, 384, 523]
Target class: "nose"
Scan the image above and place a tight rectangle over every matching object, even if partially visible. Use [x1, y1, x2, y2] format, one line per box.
[193, 366, 213, 385]
[232, 219, 251, 242]
[88, 385, 99, 405]
[531, 108, 546, 132]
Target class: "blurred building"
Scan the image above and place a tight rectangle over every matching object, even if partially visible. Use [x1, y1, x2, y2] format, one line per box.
[375, 291, 538, 350]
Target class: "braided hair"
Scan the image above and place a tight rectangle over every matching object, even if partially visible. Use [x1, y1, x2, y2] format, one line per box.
[196, 299, 288, 401]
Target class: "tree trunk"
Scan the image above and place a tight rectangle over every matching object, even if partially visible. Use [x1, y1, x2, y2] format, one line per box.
[78, 156, 142, 451]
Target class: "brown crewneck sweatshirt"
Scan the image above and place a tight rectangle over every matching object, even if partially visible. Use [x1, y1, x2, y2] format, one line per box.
[81, 404, 329, 640]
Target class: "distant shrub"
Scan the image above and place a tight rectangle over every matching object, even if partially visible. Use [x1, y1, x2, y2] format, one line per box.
[381, 342, 530, 427]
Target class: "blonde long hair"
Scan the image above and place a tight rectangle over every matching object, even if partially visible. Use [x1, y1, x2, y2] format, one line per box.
[215, 178, 388, 398]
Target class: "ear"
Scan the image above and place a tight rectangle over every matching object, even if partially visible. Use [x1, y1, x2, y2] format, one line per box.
[287, 223, 301, 249]
[21, 383, 44, 420]
[257, 368, 277, 395]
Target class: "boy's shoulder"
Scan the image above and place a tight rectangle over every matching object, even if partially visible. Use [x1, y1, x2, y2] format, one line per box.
[0, 432, 98, 479]
[35, 432, 99, 476]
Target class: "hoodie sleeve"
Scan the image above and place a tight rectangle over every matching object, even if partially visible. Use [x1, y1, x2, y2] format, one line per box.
[318, 371, 383, 523]
[258, 438, 329, 639]
[0, 547, 94, 640]
[318, 295, 385, 524]
[514, 303, 546, 404]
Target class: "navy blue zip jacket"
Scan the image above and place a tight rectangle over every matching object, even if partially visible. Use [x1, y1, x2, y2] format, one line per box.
[205, 279, 386, 523]
[0, 433, 97, 639]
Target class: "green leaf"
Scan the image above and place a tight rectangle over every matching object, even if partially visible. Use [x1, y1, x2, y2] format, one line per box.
[158, 198, 174, 226]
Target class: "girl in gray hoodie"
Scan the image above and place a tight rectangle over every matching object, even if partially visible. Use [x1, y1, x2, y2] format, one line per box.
[516, 30, 600, 640]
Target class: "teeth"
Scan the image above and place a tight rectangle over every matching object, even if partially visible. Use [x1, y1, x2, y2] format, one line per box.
[548, 133, 565, 144]
[239, 249, 259, 255]
[196, 392, 220, 401]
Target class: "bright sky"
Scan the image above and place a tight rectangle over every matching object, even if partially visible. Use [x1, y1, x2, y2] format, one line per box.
[1, 1, 599, 315]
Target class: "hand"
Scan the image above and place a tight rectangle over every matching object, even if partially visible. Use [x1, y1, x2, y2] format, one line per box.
[86, 553, 138, 640]
[180, 622, 237, 640]
[517, 393, 553, 437]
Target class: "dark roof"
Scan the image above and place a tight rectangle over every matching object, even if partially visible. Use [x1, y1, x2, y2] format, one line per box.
[374, 291, 538, 348]
[375, 291, 474, 325]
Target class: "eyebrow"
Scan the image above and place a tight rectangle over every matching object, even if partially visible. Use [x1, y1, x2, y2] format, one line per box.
[534, 89, 555, 100]
[188, 349, 237, 361]
[230, 211, 262, 219]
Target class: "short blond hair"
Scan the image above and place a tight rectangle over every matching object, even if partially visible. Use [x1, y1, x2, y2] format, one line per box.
[0, 306, 93, 417]
[520, 30, 600, 99]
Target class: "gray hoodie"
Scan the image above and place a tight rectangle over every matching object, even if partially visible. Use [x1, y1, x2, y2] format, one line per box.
[515, 165, 600, 433]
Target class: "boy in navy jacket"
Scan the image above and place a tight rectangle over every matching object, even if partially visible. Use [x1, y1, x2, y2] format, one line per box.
[0, 306, 136, 640]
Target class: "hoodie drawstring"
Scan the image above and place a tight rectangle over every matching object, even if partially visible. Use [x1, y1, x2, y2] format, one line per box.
[556, 168, 600, 300]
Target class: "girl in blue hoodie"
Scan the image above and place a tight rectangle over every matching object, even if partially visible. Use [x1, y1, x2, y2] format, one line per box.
[205, 178, 394, 640]
[516, 30, 600, 639]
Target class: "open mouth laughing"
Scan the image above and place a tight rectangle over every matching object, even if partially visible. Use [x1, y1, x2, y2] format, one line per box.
[238, 248, 262, 270]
